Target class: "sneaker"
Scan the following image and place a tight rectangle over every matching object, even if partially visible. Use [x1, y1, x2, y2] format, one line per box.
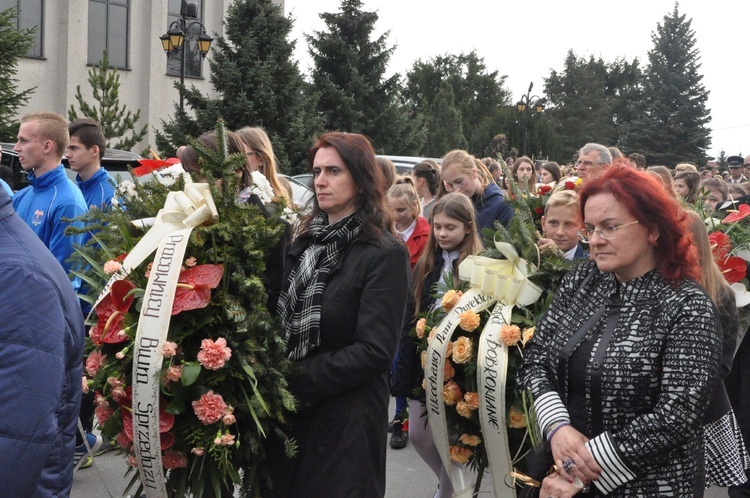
[389, 420, 409, 449]
[387, 418, 397, 433]
[74, 432, 103, 471]
[94, 436, 116, 456]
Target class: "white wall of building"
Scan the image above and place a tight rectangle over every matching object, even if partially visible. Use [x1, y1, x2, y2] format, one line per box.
[14, 0, 284, 154]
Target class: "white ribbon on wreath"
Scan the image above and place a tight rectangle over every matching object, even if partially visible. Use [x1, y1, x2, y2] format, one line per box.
[425, 241, 542, 498]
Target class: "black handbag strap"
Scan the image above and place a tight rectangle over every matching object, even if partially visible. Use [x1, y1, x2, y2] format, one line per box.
[590, 296, 621, 434]
[557, 302, 607, 403]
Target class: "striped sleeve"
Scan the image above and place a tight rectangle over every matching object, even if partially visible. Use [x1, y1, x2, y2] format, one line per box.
[585, 431, 637, 494]
[534, 390, 570, 436]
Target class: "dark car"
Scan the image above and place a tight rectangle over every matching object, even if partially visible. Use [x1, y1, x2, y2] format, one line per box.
[1, 141, 142, 191]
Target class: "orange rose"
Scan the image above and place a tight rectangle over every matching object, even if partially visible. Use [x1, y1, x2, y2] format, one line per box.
[443, 380, 463, 405]
[522, 327, 535, 346]
[499, 324, 522, 346]
[427, 327, 437, 345]
[422, 378, 426, 391]
[444, 360, 455, 381]
[456, 401, 472, 418]
[459, 310, 481, 332]
[464, 392, 479, 410]
[452, 336, 473, 364]
[459, 433, 481, 446]
[442, 290, 463, 311]
[415, 318, 427, 339]
[449, 445, 472, 464]
[508, 406, 526, 429]
[420, 350, 428, 370]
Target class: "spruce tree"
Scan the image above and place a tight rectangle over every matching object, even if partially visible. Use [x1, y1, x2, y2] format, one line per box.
[423, 82, 467, 157]
[307, 0, 422, 154]
[0, 7, 35, 141]
[620, 4, 711, 166]
[156, 0, 320, 174]
[68, 50, 148, 151]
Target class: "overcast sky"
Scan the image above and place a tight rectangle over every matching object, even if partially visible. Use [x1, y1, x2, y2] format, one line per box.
[284, 0, 748, 160]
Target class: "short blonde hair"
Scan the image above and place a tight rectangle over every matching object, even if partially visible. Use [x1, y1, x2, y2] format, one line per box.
[21, 112, 68, 157]
[544, 189, 579, 217]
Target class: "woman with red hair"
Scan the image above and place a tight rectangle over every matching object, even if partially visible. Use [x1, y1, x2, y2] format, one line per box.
[519, 166, 723, 496]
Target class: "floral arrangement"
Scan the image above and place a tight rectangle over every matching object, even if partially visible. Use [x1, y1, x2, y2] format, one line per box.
[411, 165, 575, 494]
[702, 203, 750, 309]
[72, 122, 295, 497]
[526, 177, 579, 232]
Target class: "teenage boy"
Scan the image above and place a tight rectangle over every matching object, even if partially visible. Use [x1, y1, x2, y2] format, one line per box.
[537, 190, 586, 260]
[67, 118, 116, 216]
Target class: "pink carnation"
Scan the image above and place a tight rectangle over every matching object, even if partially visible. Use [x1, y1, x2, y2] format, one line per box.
[82, 376, 90, 394]
[191, 447, 204, 456]
[184, 256, 197, 267]
[103, 260, 122, 274]
[162, 449, 188, 469]
[222, 412, 236, 425]
[196, 337, 232, 370]
[166, 364, 183, 382]
[95, 403, 114, 427]
[162, 341, 178, 358]
[112, 387, 127, 402]
[128, 453, 138, 468]
[117, 431, 132, 449]
[85, 351, 107, 377]
[192, 390, 227, 425]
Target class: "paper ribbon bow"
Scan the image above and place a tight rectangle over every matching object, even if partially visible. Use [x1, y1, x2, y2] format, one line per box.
[458, 240, 543, 306]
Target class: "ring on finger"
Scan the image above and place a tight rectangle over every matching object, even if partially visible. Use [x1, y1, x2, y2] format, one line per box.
[562, 457, 575, 472]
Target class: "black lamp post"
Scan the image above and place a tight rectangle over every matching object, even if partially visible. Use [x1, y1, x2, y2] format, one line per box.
[159, 0, 213, 111]
[515, 81, 545, 157]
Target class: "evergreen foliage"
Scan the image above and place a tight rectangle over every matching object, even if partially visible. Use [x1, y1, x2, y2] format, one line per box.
[423, 82, 467, 156]
[619, 4, 711, 166]
[307, 0, 422, 154]
[156, 0, 320, 175]
[68, 50, 149, 152]
[0, 7, 35, 141]
[404, 51, 511, 156]
[543, 50, 640, 161]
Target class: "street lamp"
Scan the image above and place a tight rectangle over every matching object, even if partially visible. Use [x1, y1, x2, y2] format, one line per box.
[159, 0, 213, 111]
[515, 81, 545, 157]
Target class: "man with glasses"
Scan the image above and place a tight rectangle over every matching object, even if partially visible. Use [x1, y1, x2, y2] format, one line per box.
[575, 143, 612, 183]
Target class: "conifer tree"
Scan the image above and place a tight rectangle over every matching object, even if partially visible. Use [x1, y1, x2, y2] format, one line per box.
[156, 0, 320, 174]
[619, 4, 711, 166]
[307, 0, 422, 154]
[423, 82, 467, 157]
[68, 50, 148, 151]
[0, 7, 35, 141]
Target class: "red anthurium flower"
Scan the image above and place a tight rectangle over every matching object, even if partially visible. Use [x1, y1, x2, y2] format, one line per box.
[564, 181, 576, 190]
[172, 264, 224, 315]
[121, 398, 175, 443]
[132, 158, 180, 178]
[708, 232, 732, 261]
[718, 256, 747, 284]
[538, 185, 552, 195]
[722, 204, 750, 224]
[90, 279, 136, 345]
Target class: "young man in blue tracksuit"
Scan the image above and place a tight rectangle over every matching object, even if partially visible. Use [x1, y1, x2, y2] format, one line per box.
[11, 112, 88, 294]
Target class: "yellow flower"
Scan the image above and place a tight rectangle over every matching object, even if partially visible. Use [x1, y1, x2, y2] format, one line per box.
[575, 177, 583, 186]
[522, 327, 535, 346]
[459, 310, 481, 332]
[499, 324, 521, 346]
[442, 290, 463, 311]
[449, 445, 472, 464]
[508, 406, 526, 429]
[452, 336, 473, 364]
[415, 318, 427, 339]
[443, 380, 463, 405]
[420, 350, 428, 370]
[456, 401, 472, 418]
[459, 434, 481, 447]
[464, 392, 479, 410]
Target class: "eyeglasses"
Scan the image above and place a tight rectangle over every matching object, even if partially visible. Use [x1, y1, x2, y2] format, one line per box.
[575, 160, 601, 168]
[578, 220, 639, 243]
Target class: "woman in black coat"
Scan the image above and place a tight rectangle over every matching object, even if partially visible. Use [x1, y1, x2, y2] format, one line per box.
[267, 132, 410, 497]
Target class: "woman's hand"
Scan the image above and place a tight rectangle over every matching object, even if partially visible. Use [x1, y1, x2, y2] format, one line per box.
[540, 473, 585, 498]
[550, 425, 601, 483]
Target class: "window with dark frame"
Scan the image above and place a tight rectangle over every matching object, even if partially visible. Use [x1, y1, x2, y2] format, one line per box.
[167, 0, 204, 79]
[87, 0, 129, 69]
[0, 0, 44, 58]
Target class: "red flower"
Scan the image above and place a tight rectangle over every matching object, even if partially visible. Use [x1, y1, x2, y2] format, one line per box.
[537, 185, 552, 195]
[534, 207, 544, 216]
[132, 158, 180, 178]
[564, 181, 576, 190]
[121, 398, 175, 442]
[709, 232, 732, 261]
[172, 264, 224, 315]
[718, 256, 747, 284]
[90, 280, 136, 345]
[722, 204, 750, 224]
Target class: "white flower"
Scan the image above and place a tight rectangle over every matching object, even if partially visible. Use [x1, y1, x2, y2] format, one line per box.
[704, 217, 722, 229]
[153, 163, 192, 187]
[280, 206, 298, 226]
[730, 282, 750, 308]
[249, 171, 274, 205]
[116, 180, 138, 200]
